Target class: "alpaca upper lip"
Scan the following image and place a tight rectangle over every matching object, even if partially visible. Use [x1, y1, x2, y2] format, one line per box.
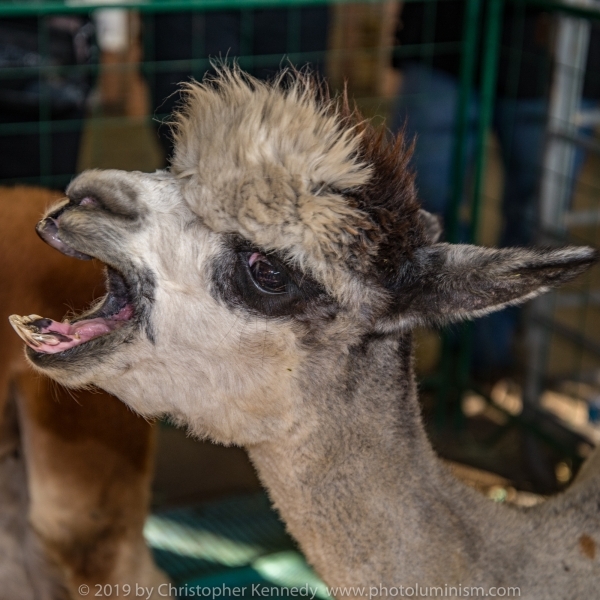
[36, 216, 94, 261]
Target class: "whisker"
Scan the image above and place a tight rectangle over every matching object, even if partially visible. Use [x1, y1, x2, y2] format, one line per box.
[215, 314, 241, 352]
[262, 317, 268, 368]
[238, 314, 251, 353]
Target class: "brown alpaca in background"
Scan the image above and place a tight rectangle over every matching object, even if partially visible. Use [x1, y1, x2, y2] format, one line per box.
[0, 186, 168, 599]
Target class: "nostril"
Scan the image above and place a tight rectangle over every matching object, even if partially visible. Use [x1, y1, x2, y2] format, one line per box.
[79, 196, 99, 208]
[36, 217, 93, 261]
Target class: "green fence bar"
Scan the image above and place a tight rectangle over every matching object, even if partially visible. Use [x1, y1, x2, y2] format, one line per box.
[470, 0, 504, 243]
[1, 1, 337, 17]
[454, 0, 504, 418]
[0, 0, 448, 18]
[446, 0, 482, 243]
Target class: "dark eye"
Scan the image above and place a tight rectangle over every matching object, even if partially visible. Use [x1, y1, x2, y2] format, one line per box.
[248, 252, 287, 294]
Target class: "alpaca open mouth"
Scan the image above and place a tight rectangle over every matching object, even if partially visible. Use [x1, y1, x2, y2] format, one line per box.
[10, 266, 135, 355]
[9, 199, 139, 356]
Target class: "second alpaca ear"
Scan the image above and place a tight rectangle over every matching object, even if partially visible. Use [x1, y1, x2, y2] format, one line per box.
[418, 209, 443, 244]
[377, 243, 597, 332]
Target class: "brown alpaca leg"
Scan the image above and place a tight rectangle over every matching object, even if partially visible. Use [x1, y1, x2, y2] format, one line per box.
[15, 375, 169, 599]
[0, 390, 59, 600]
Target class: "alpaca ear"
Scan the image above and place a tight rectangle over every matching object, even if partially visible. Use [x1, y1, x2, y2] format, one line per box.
[418, 209, 443, 243]
[378, 243, 597, 331]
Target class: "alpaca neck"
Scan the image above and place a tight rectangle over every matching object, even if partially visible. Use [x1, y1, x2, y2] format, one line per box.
[247, 333, 499, 589]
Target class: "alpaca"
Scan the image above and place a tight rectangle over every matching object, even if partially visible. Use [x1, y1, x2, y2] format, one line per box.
[10, 69, 600, 598]
[1, 186, 169, 599]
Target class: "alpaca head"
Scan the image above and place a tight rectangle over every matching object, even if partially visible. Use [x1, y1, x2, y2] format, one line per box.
[10, 68, 596, 444]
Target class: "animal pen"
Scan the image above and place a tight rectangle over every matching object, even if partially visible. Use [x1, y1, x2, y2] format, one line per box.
[1, 0, 599, 592]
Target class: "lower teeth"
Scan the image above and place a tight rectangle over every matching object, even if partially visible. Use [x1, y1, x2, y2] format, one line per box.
[9, 315, 63, 347]
[32, 333, 60, 346]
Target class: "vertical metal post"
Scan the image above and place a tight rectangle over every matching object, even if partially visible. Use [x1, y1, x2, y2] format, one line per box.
[436, 0, 483, 427]
[446, 0, 482, 243]
[525, 0, 594, 410]
[539, 4, 592, 235]
[469, 0, 504, 243]
[437, 0, 504, 427]
[451, 0, 504, 426]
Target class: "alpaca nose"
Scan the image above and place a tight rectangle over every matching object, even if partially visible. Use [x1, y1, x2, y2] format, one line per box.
[36, 217, 93, 260]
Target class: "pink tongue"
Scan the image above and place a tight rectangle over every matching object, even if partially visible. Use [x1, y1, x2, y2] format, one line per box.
[30, 305, 133, 354]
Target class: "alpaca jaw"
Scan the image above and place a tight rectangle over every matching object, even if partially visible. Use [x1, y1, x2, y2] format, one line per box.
[12, 292, 142, 395]
[10, 264, 135, 352]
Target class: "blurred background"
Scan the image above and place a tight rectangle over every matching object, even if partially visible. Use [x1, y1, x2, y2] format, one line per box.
[1, 0, 599, 594]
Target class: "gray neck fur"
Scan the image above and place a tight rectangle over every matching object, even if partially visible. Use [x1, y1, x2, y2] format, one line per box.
[249, 333, 600, 597]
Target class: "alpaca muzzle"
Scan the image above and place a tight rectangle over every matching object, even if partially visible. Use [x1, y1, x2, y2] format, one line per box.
[36, 216, 93, 261]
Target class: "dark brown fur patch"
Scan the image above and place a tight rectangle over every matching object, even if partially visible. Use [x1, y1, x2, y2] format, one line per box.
[333, 86, 426, 282]
[281, 70, 426, 279]
[353, 122, 425, 282]
[579, 534, 596, 559]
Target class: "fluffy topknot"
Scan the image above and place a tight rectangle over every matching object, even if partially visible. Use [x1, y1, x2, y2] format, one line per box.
[170, 66, 425, 295]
